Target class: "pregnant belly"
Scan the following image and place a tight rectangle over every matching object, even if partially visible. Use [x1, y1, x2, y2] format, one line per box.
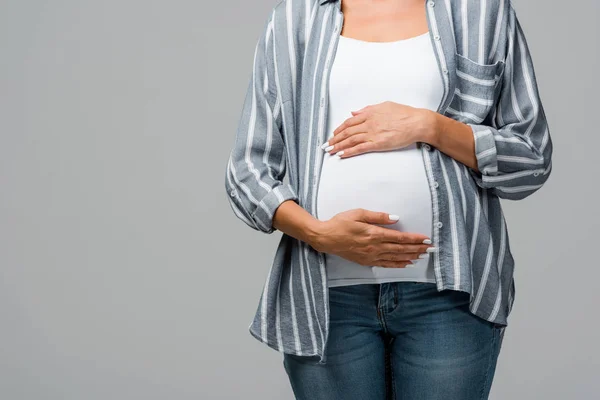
[316, 143, 433, 238]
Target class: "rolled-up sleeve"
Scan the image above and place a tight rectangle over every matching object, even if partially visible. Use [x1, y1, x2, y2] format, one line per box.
[467, 1, 553, 200]
[224, 11, 299, 233]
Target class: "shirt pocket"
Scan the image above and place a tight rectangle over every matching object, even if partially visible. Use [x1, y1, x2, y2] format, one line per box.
[446, 53, 505, 124]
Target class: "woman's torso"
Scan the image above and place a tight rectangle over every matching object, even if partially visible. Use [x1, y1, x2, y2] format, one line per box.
[316, 31, 444, 287]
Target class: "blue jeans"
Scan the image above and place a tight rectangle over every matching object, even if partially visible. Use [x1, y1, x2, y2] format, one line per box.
[282, 281, 506, 400]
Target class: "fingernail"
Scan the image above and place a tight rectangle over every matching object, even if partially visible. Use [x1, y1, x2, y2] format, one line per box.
[388, 214, 400, 221]
[405, 263, 417, 267]
[324, 145, 334, 152]
[418, 254, 428, 259]
[335, 150, 344, 157]
[320, 141, 330, 150]
[422, 239, 432, 244]
[426, 247, 438, 253]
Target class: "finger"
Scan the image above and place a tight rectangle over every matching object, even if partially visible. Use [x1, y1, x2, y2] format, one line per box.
[327, 133, 368, 155]
[338, 122, 368, 140]
[333, 113, 367, 135]
[376, 252, 424, 262]
[356, 210, 432, 246]
[373, 243, 433, 253]
[336, 141, 377, 159]
[375, 244, 435, 253]
[356, 209, 402, 225]
[328, 123, 368, 148]
[372, 226, 434, 245]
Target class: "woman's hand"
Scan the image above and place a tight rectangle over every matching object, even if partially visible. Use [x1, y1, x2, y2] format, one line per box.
[320, 101, 437, 158]
[308, 208, 436, 268]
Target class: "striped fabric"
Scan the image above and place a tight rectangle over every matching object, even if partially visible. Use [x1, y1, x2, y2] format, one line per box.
[224, 0, 552, 365]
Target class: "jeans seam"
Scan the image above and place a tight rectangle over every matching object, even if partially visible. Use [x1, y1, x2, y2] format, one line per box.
[479, 326, 499, 400]
[377, 286, 389, 333]
[377, 306, 388, 333]
[389, 345, 396, 400]
[282, 356, 301, 399]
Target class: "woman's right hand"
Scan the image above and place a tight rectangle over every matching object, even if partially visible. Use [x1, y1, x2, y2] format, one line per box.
[308, 208, 436, 269]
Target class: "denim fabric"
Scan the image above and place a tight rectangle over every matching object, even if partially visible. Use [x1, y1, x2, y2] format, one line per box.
[283, 282, 505, 399]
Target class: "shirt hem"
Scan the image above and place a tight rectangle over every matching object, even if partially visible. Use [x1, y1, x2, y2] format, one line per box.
[248, 281, 511, 366]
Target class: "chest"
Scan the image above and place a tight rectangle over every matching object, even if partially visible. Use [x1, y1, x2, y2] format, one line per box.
[329, 34, 444, 112]
[281, 2, 506, 130]
[339, 2, 429, 43]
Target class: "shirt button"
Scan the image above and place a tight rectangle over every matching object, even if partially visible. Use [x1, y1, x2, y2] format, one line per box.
[533, 171, 539, 177]
[428, 1, 435, 7]
[433, 181, 439, 188]
[423, 143, 431, 151]
[230, 189, 237, 197]
[434, 34, 440, 41]
[442, 67, 448, 74]
[436, 221, 443, 228]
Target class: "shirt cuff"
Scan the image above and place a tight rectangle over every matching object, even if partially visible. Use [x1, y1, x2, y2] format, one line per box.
[469, 123, 499, 177]
[251, 185, 299, 234]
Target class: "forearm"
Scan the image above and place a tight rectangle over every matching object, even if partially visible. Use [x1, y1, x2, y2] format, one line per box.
[421, 110, 479, 172]
[272, 200, 324, 248]
[419, 109, 552, 200]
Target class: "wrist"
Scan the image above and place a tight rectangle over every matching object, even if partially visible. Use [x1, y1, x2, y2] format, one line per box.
[303, 218, 326, 250]
[420, 109, 442, 147]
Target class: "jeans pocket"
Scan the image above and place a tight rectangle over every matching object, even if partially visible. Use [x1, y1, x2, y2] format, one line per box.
[491, 322, 506, 346]
[492, 322, 506, 331]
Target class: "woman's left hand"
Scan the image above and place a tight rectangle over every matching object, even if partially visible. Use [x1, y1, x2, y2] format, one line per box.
[321, 101, 437, 158]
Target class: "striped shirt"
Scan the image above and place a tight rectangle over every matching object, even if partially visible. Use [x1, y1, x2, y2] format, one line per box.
[224, 0, 553, 365]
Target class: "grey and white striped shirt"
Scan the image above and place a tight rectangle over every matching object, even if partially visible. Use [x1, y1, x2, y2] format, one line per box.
[224, 0, 552, 365]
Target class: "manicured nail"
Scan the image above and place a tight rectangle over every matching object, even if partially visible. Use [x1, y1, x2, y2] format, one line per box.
[324, 145, 334, 152]
[418, 254, 428, 259]
[335, 150, 344, 157]
[422, 239, 432, 244]
[405, 263, 417, 267]
[426, 247, 438, 253]
[388, 214, 400, 221]
[320, 141, 330, 149]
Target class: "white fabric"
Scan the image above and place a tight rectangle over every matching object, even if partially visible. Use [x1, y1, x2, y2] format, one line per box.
[316, 32, 445, 288]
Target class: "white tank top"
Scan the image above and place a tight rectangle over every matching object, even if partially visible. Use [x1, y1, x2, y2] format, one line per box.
[316, 32, 444, 288]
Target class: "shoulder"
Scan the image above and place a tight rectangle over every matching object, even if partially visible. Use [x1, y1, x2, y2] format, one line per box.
[444, 0, 512, 29]
[446, 0, 513, 59]
[449, 0, 509, 14]
[446, 0, 510, 21]
[268, 0, 322, 53]
[270, 0, 320, 25]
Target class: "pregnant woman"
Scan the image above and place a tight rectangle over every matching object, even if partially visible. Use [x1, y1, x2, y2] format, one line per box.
[225, 0, 552, 399]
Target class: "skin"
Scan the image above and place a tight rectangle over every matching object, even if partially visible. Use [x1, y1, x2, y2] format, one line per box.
[272, 0, 479, 268]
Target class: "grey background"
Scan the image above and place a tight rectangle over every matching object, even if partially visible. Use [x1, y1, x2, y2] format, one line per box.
[0, 0, 597, 399]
